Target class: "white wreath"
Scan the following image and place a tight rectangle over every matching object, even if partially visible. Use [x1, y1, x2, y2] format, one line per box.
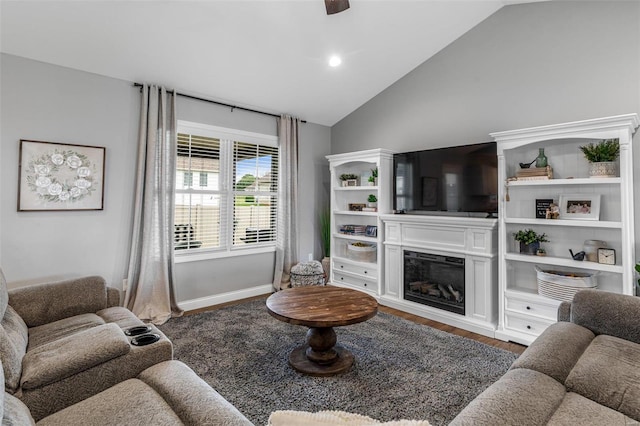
[26, 150, 96, 203]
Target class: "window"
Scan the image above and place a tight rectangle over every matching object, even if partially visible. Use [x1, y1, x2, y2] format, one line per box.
[182, 171, 193, 188]
[175, 121, 278, 257]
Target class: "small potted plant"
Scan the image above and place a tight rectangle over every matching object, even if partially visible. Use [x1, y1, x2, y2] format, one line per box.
[368, 168, 378, 186]
[367, 194, 377, 209]
[513, 229, 549, 255]
[339, 173, 359, 187]
[635, 262, 640, 296]
[579, 139, 620, 178]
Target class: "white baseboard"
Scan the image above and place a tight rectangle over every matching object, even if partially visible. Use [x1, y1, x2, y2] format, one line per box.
[178, 284, 273, 312]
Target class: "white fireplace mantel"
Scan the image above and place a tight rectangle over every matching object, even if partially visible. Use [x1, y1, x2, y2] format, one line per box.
[380, 214, 499, 337]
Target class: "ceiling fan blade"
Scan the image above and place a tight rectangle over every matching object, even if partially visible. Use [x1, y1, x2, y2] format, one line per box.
[325, 0, 350, 15]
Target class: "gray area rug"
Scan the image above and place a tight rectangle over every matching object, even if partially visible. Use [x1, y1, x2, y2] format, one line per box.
[159, 298, 517, 426]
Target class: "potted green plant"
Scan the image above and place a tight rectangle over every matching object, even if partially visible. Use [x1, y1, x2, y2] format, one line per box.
[339, 173, 359, 187]
[368, 168, 378, 186]
[579, 139, 620, 177]
[635, 262, 640, 296]
[513, 229, 549, 255]
[367, 194, 377, 209]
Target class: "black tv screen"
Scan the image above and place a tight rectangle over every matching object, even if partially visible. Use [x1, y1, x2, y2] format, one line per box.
[393, 142, 498, 217]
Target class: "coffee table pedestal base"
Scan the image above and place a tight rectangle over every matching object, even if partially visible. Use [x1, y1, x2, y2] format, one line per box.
[289, 344, 354, 377]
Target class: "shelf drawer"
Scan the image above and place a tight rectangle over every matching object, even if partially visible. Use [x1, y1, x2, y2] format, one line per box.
[333, 271, 376, 291]
[504, 312, 555, 337]
[333, 260, 377, 278]
[505, 293, 559, 321]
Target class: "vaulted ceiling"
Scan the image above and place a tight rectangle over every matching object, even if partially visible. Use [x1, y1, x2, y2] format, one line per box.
[0, 1, 545, 126]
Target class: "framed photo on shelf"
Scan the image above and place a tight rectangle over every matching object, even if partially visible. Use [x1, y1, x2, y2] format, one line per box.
[18, 139, 106, 211]
[558, 194, 601, 220]
[535, 199, 554, 219]
[348, 203, 366, 212]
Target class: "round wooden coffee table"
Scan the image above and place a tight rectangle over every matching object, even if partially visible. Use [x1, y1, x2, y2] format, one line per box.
[266, 286, 378, 377]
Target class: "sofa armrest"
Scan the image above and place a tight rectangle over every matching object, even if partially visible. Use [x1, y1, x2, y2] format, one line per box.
[568, 289, 640, 344]
[138, 360, 253, 425]
[8, 276, 110, 327]
[20, 323, 130, 390]
[557, 301, 571, 322]
[106, 287, 121, 307]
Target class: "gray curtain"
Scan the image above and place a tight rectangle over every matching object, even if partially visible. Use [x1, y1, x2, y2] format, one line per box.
[273, 115, 300, 290]
[124, 84, 183, 324]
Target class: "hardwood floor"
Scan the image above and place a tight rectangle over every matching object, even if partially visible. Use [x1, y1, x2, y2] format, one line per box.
[185, 293, 527, 355]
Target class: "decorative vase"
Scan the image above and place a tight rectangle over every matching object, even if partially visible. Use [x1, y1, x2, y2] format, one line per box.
[520, 241, 540, 255]
[535, 148, 547, 168]
[588, 161, 617, 178]
[321, 256, 331, 283]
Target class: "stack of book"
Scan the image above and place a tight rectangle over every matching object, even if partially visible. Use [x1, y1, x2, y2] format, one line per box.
[339, 225, 366, 235]
[516, 165, 553, 180]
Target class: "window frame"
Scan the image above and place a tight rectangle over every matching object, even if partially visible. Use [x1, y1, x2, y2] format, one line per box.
[175, 121, 279, 263]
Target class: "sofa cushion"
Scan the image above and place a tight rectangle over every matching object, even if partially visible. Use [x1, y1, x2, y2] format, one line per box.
[0, 268, 8, 319]
[546, 392, 634, 425]
[21, 323, 130, 390]
[36, 378, 182, 426]
[97, 306, 146, 329]
[27, 313, 105, 351]
[2, 392, 35, 426]
[0, 306, 29, 392]
[569, 289, 640, 344]
[449, 368, 566, 426]
[8, 277, 108, 327]
[138, 360, 253, 425]
[565, 334, 640, 421]
[510, 321, 594, 383]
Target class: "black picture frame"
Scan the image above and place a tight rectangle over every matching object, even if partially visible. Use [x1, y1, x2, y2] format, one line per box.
[535, 199, 553, 219]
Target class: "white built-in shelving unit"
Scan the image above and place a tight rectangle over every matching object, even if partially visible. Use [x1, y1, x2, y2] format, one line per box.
[326, 149, 394, 297]
[492, 114, 639, 345]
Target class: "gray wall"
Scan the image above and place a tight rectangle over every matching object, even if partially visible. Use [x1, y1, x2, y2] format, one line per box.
[332, 1, 639, 152]
[0, 54, 331, 302]
[331, 1, 640, 258]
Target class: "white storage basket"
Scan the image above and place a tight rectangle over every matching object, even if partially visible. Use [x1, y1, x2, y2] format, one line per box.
[535, 266, 598, 302]
[346, 242, 377, 263]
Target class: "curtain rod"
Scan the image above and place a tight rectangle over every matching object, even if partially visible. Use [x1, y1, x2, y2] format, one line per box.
[133, 83, 306, 123]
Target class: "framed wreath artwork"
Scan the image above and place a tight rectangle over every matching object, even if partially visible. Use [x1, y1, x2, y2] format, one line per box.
[18, 140, 106, 211]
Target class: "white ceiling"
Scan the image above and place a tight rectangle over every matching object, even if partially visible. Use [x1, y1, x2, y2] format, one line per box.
[1, 1, 539, 126]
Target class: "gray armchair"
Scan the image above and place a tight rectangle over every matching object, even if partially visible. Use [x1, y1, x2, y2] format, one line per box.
[0, 268, 173, 421]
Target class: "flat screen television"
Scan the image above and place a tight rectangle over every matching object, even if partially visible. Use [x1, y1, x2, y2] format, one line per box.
[393, 142, 498, 217]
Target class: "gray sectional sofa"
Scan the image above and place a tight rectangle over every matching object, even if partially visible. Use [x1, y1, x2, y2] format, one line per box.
[0, 269, 252, 425]
[451, 289, 640, 425]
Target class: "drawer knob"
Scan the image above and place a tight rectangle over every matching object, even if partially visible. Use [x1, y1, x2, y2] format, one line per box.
[526, 306, 531, 310]
[340, 277, 343, 281]
[364, 283, 367, 287]
[364, 270, 367, 274]
[526, 325, 531, 330]
[340, 265, 344, 269]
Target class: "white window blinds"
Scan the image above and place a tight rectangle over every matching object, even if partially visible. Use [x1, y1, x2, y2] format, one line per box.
[175, 122, 278, 255]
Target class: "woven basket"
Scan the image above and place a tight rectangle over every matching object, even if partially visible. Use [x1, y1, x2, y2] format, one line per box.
[535, 266, 597, 302]
[290, 261, 325, 287]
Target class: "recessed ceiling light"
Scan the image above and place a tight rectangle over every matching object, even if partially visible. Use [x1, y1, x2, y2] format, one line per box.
[328, 56, 342, 67]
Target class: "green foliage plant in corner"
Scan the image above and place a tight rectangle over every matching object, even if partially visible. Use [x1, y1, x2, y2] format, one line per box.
[319, 209, 331, 258]
[513, 229, 549, 245]
[635, 262, 640, 292]
[367, 194, 377, 203]
[579, 139, 620, 163]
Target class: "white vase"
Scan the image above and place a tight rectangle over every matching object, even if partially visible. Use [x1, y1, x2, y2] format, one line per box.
[589, 161, 617, 178]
